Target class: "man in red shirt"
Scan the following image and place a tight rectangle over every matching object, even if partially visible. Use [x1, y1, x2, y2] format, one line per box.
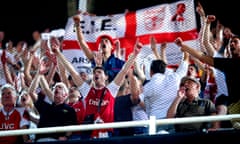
[52, 36, 142, 138]
[0, 84, 30, 144]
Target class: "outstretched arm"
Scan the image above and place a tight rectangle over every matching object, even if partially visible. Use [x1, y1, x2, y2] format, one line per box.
[203, 15, 218, 56]
[128, 69, 141, 104]
[1, 50, 14, 85]
[51, 37, 84, 88]
[160, 42, 168, 64]
[28, 56, 54, 102]
[23, 50, 35, 85]
[175, 37, 214, 66]
[150, 36, 161, 60]
[133, 61, 146, 84]
[28, 72, 41, 103]
[73, 14, 94, 60]
[114, 39, 142, 86]
[150, 36, 168, 63]
[196, 1, 210, 54]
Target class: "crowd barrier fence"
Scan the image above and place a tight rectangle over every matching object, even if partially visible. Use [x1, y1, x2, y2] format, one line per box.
[0, 114, 240, 137]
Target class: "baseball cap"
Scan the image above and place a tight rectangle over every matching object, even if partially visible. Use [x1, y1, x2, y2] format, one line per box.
[180, 76, 201, 87]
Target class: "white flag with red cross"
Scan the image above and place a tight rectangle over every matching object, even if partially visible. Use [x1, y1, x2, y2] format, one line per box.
[62, 0, 199, 75]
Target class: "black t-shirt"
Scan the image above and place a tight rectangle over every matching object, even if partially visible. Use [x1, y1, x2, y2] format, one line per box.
[114, 94, 135, 122]
[114, 94, 137, 136]
[214, 57, 240, 104]
[35, 94, 77, 140]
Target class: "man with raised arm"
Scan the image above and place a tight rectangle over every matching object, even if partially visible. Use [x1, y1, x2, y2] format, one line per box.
[174, 36, 240, 129]
[73, 14, 125, 83]
[51, 36, 142, 138]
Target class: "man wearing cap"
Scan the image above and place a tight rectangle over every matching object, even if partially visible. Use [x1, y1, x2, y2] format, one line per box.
[73, 15, 125, 83]
[174, 35, 240, 129]
[167, 76, 218, 132]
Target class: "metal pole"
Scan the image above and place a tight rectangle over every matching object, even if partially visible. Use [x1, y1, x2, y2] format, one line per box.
[78, 0, 87, 12]
[149, 116, 157, 135]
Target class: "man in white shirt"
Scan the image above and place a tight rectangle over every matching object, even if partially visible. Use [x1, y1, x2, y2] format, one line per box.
[143, 52, 189, 133]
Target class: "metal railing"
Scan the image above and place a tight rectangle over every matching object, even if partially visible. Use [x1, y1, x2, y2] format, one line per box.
[0, 114, 240, 137]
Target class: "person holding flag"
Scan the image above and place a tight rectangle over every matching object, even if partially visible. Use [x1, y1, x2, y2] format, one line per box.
[72, 14, 125, 83]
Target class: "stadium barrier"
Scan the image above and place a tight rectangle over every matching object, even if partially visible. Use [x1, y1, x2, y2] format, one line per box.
[0, 114, 239, 137]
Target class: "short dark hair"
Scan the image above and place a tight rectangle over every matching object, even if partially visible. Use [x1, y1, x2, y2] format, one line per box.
[150, 59, 167, 74]
[189, 63, 199, 73]
[96, 35, 114, 46]
[93, 66, 107, 75]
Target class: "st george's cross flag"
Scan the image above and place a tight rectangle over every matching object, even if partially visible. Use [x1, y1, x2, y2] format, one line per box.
[62, 0, 199, 77]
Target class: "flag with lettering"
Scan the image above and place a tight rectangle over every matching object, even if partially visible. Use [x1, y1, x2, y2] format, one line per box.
[62, 0, 199, 74]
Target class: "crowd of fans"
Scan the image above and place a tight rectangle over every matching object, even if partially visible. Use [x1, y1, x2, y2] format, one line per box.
[0, 2, 239, 144]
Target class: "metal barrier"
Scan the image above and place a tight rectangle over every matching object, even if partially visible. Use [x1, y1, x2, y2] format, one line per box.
[0, 114, 240, 137]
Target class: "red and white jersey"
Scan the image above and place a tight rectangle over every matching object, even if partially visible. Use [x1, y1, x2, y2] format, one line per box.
[84, 87, 115, 123]
[80, 82, 119, 118]
[68, 100, 86, 124]
[79, 81, 120, 138]
[0, 107, 29, 144]
[68, 100, 86, 136]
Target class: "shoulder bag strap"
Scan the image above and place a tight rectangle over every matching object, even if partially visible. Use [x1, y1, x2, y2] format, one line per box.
[98, 87, 106, 113]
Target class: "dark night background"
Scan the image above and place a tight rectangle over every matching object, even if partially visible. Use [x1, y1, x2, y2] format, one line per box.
[0, 0, 238, 46]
